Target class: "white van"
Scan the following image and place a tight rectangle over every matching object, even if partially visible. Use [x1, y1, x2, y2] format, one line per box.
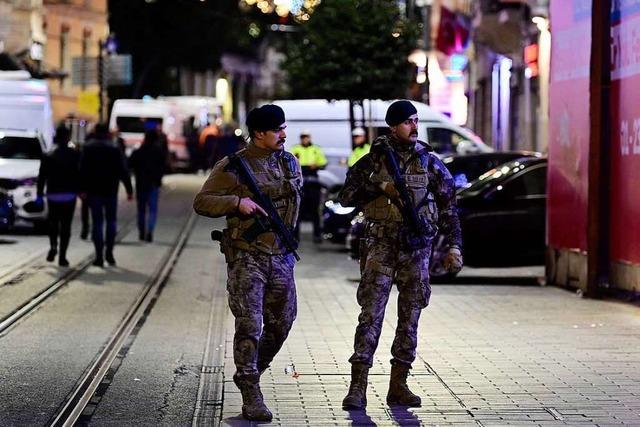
[0, 71, 54, 228]
[0, 71, 54, 147]
[0, 129, 51, 227]
[272, 99, 492, 188]
[157, 96, 222, 127]
[109, 97, 222, 168]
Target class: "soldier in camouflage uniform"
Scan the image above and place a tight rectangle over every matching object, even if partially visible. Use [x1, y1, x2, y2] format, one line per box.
[338, 100, 463, 409]
[193, 104, 302, 422]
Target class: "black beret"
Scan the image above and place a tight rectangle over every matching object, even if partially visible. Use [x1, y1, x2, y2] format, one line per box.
[385, 100, 418, 126]
[246, 104, 285, 133]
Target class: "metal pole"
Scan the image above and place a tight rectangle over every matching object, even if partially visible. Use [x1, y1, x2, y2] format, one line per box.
[586, 0, 611, 298]
[423, 3, 431, 105]
[523, 67, 532, 151]
[98, 39, 104, 123]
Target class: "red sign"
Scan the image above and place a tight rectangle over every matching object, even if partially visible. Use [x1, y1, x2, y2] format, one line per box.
[609, 7, 640, 264]
[547, 0, 592, 251]
[435, 6, 470, 56]
[524, 43, 539, 77]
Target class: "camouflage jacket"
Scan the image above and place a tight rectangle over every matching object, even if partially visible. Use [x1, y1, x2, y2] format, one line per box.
[193, 143, 303, 255]
[337, 135, 462, 250]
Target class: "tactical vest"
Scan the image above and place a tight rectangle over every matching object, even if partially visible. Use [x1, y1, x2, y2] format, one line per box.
[363, 148, 438, 226]
[226, 150, 301, 255]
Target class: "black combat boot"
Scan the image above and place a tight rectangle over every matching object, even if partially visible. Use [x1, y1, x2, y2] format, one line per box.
[233, 373, 273, 422]
[342, 363, 369, 409]
[386, 363, 421, 407]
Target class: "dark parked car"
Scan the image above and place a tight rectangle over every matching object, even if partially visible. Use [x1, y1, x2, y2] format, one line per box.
[456, 157, 547, 267]
[442, 151, 542, 190]
[344, 155, 547, 278]
[335, 151, 539, 250]
[329, 151, 540, 246]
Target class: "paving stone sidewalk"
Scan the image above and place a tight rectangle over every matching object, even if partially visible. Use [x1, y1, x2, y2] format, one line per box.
[219, 239, 640, 426]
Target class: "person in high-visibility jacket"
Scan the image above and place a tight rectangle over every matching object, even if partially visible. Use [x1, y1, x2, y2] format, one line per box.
[348, 127, 370, 168]
[290, 130, 327, 243]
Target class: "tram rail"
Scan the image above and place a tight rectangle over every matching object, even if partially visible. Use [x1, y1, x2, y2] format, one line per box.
[49, 212, 196, 427]
[0, 220, 136, 336]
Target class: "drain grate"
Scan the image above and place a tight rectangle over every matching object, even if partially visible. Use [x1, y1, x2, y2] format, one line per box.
[201, 365, 224, 374]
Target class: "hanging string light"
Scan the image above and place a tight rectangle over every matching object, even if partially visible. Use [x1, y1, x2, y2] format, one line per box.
[240, 0, 321, 21]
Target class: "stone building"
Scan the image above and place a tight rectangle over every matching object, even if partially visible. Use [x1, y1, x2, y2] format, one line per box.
[43, 0, 109, 123]
[0, 0, 109, 125]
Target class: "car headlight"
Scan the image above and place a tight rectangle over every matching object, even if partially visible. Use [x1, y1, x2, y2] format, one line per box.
[324, 200, 356, 215]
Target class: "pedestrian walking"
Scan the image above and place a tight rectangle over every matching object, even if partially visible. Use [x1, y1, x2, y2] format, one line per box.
[338, 100, 463, 409]
[185, 116, 200, 172]
[129, 129, 165, 242]
[347, 127, 371, 168]
[198, 121, 220, 171]
[112, 125, 127, 155]
[77, 131, 92, 240]
[209, 124, 245, 167]
[79, 123, 133, 267]
[290, 130, 327, 243]
[154, 122, 171, 174]
[79, 196, 91, 240]
[36, 124, 80, 266]
[193, 104, 302, 422]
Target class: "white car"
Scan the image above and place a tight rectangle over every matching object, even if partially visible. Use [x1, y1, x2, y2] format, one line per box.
[0, 129, 52, 228]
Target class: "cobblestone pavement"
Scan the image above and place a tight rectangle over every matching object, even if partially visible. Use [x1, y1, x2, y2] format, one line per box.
[216, 232, 640, 426]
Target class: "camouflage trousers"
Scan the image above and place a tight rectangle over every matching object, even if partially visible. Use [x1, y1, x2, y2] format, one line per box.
[349, 235, 432, 368]
[227, 250, 297, 380]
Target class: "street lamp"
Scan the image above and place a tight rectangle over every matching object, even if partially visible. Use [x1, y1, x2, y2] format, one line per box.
[97, 34, 118, 123]
[408, 49, 428, 86]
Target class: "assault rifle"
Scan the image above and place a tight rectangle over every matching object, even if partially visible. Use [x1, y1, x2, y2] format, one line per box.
[379, 143, 436, 250]
[214, 153, 300, 261]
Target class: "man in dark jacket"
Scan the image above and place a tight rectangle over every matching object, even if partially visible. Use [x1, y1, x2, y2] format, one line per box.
[129, 129, 165, 242]
[37, 124, 80, 266]
[79, 123, 133, 267]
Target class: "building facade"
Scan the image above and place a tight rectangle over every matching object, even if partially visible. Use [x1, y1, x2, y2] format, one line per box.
[0, 1, 108, 125]
[466, 0, 549, 152]
[0, 0, 47, 71]
[43, 0, 108, 123]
